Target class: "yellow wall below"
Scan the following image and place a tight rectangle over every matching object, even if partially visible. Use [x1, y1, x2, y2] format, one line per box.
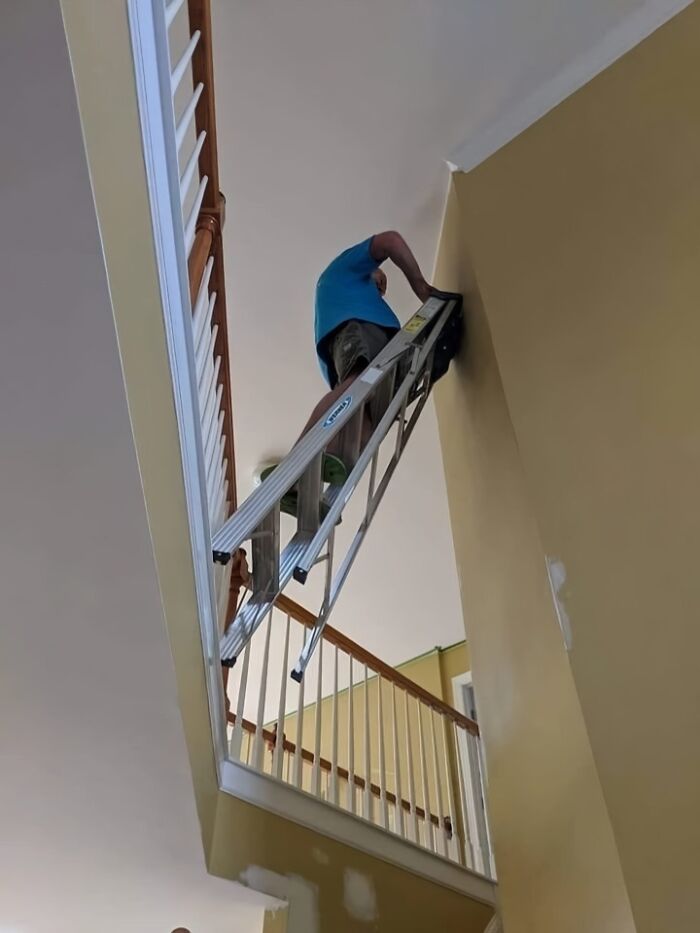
[435, 4, 700, 931]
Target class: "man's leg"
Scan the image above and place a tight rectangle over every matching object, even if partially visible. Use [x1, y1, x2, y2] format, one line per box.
[296, 372, 358, 443]
[298, 363, 379, 455]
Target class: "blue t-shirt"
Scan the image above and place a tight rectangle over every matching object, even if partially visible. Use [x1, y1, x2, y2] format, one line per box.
[315, 237, 400, 385]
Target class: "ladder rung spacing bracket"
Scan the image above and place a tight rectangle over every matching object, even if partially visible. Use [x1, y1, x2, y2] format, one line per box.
[215, 293, 463, 672]
[297, 452, 323, 536]
[251, 504, 280, 598]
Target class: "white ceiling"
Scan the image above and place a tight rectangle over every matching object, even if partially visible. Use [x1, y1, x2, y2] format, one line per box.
[0, 5, 266, 930]
[211, 0, 653, 665]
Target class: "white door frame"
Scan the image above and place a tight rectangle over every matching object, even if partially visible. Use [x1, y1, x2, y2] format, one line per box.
[451, 671, 493, 877]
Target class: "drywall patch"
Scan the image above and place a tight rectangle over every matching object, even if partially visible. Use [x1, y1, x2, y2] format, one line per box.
[311, 846, 330, 866]
[343, 868, 378, 924]
[240, 866, 319, 933]
[546, 556, 573, 651]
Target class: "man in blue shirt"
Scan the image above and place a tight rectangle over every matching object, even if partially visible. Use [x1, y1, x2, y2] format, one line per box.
[261, 232, 437, 510]
[306, 230, 434, 442]
[315, 231, 433, 387]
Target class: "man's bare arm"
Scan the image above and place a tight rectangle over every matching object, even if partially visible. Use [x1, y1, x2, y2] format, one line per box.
[370, 231, 433, 303]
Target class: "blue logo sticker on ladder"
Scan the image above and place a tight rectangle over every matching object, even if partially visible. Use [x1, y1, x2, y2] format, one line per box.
[323, 395, 352, 428]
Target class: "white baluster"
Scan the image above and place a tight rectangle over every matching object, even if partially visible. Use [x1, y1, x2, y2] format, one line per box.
[293, 630, 306, 788]
[185, 174, 209, 255]
[273, 614, 291, 779]
[175, 82, 204, 151]
[464, 730, 485, 874]
[191, 258, 214, 346]
[416, 698, 434, 851]
[165, 0, 186, 29]
[203, 407, 224, 481]
[429, 708, 448, 857]
[330, 645, 339, 805]
[441, 714, 460, 862]
[391, 684, 404, 838]
[403, 690, 418, 842]
[205, 434, 225, 509]
[251, 612, 273, 771]
[180, 130, 206, 205]
[377, 676, 389, 830]
[453, 721, 476, 869]
[229, 640, 250, 761]
[474, 733, 495, 878]
[363, 664, 372, 821]
[312, 640, 323, 797]
[171, 29, 201, 94]
[197, 318, 218, 389]
[346, 655, 355, 813]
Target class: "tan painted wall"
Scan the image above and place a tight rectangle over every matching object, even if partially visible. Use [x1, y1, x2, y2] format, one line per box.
[432, 181, 636, 932]
[434, 4, 700, 931]
[61, 5, 493, 929]
[210, 792, 493, 932]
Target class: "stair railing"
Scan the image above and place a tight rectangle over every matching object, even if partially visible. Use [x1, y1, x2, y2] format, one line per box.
[226, 596, 495, 878]
[157, 0, 237, 628]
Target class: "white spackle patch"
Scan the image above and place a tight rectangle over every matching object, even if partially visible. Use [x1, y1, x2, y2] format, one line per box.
[343, 868, 378, 924]
[311, 846, 330, 865]
[546, 556, 573, 651]
[240, 866, 319, 933]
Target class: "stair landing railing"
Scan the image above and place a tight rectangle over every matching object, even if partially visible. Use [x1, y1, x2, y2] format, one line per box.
[226, 595, 495, 878]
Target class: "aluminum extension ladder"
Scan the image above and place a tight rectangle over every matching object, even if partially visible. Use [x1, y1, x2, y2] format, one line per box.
[212, 292, 463, 680]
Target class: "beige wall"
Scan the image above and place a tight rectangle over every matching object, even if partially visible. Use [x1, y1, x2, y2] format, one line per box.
[433, 182, 636, 933]
[434, 4, 700, 932]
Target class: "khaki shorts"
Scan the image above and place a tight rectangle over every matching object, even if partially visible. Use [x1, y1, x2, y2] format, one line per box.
[329, 320, 397, 387]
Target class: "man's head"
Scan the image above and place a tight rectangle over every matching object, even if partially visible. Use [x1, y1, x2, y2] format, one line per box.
[371, 267, 387, 296]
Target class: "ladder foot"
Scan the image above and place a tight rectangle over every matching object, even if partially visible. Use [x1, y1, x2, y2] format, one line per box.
[293, 566, 308, 584]
[221, 656, 236, 668]
[290, 667, 303, 683]
[213, 549, 231, 565]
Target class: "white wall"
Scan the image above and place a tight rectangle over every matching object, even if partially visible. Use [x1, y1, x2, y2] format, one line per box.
[0, 4, 264, 930]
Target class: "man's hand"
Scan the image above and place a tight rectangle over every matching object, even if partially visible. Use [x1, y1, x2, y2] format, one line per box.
[413, 278, 434, 304]
[370, 231, 436, 305]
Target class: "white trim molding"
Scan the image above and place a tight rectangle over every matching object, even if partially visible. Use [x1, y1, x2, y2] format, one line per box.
[221, 759, 498, 906]
[127, 0, 229, 764]
[450, 0, 693, 172]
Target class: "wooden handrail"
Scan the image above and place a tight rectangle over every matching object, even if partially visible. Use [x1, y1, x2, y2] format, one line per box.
[275, 594, 479, 736]
[184, 0, 237, 512]
[186, 0, 221, 218]
[227, 712, 451, 831]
